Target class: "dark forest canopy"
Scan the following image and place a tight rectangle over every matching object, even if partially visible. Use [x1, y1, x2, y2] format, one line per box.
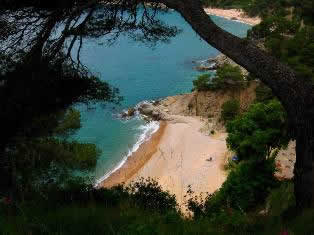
[0, 0, 314, 210]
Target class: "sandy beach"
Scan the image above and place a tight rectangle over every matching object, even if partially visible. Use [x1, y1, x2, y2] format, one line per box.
[98, 10, 261, 208]
[99, 121, 167, 188]
[205, 8, 261, 26]
[101, 114, 228, 209]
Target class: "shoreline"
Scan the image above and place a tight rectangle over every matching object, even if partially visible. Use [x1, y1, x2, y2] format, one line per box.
[204, 8, 261, 26]
[126, 116, 228, 208]
[97, 7, 260, 204]
[99, 121, 167, 188]
[100, 113, 228, 209]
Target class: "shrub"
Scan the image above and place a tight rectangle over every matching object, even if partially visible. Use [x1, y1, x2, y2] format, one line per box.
[192, 64, 245, 92]
[217, 158, 278, 211]
[188, 158, 278, 217]
[266, 182, 295, 216]
[192, 73, 211, 91]
[226, 100, 289, 161]
[127, 178, 178, 213]
[210, 64, 245, 90]
[221, 99, 240, 123]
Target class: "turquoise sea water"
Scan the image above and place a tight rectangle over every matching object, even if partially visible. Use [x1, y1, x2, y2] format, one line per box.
[72, 12, 251, 183]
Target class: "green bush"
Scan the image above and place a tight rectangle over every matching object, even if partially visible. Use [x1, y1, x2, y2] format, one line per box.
[127, 178, 178, 213]
[226, 100, 289, 161]
[221, 99, 240, 123]
[188, 158, 278, 216]
[217, 159, 278, 211]
[192, 73, 211, 91]
[210, 64, 245, 90]
[192, 64, 245, 92]
[248, 16, 300, 40]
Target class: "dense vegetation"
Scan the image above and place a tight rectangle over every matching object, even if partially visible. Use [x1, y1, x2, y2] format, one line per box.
[226, 100, 289, 161]
[2, 167, 314, 234]
[221, 99, 240, 123]
[192, 64, 245, 91]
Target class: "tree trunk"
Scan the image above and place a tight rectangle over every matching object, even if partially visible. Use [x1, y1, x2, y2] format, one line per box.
[294, 119, 314, 209]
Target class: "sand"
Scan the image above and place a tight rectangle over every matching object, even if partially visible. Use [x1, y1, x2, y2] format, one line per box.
[99, 121, 167, 188]
[205, 8, 261, 26]
[101, 115, 228, 210]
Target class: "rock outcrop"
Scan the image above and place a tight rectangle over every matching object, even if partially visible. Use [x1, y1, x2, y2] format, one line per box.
[137, 102, 172, 121]
[156, 81, 258, 130]
[123, 81, 258, 127]
[193, 53, 249, 75]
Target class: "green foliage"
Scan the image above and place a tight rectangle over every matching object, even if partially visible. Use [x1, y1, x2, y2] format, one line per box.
[4, 106, 101, 197]
[221, 99, 240, 123]
[248, 15, 314, 84]
[226, 100, 289, 161]
[266, 181, 295, 216]
[54, 108, 81, 137]
[2, 177, 314, 235]
[192, 73, 211, 91]
[187, 158, 278, 233]
[0, 180, 181, 235]
[127, 178, 178, 213]
[210, 64, 245, 90]
[13, 137, 100, 195]
[217, 159, 278, 211]
[192, 64, 245, 92]
[248, 16, 300, 39]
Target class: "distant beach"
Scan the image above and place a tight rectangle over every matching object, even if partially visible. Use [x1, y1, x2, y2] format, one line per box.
[204, 8, 261, 26]
[100, 114, 228, 209]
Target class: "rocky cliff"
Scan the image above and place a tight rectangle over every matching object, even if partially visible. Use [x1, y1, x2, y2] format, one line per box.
[158, 81, 258, 120]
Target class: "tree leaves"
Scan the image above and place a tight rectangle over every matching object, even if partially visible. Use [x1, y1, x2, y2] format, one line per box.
[226, 100, 289, 161]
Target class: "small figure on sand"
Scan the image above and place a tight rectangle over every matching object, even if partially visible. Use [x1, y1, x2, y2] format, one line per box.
[206, 157, 212, 162]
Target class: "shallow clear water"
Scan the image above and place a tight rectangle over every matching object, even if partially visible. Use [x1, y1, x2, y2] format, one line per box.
[72, 12, 251, 182]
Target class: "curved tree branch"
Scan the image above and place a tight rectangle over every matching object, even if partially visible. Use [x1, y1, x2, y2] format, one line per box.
[154, 0, 313, 121]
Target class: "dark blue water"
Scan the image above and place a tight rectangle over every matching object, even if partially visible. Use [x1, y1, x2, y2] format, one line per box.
[72, 12, 251, 183]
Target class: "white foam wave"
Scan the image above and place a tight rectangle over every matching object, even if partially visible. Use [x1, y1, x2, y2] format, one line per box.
[94, 120, 160, 187]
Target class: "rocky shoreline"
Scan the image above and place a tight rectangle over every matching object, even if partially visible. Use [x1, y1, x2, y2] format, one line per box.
[120, 52, 253, 127]
[194, 53, 248, 76]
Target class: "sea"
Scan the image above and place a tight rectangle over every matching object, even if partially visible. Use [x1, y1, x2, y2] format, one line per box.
[71, 11, 251, 185]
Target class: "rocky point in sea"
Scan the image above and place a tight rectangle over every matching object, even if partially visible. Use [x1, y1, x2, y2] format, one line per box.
[120, 101, 172, 122]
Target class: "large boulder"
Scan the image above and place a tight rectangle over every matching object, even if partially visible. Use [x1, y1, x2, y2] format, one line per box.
[195, 64, 218, 71]
[138, 103, 154, 116]
[138, 102, 170, 121]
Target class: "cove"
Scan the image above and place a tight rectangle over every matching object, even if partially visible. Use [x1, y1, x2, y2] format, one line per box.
[71, 11, 251, 182]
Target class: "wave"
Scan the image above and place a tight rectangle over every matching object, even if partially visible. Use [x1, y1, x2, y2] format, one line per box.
[94, 119, 160, 187]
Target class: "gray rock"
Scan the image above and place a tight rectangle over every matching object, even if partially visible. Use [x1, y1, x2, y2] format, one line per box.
[138, 103, 154, 116]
